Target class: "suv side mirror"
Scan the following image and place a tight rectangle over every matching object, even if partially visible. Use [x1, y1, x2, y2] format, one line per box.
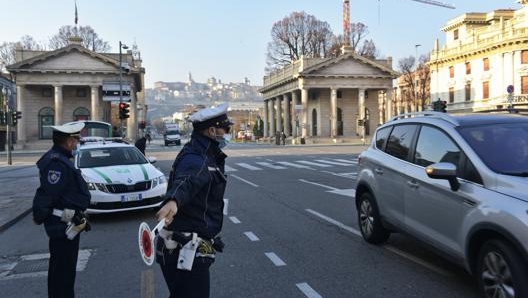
[425, 162, 460, 191]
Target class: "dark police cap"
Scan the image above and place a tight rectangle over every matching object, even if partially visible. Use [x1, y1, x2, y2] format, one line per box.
[51, 122, 85, 138]
[190, 103, 233, 131]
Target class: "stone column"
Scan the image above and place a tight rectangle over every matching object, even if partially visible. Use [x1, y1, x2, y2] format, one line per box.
[16, 85, 26, 146]
[268, 99, 275, 138]
[386, 88, 393, 123]
[54, 85, 63, 124]
[301, 88, 308, 138]
[291, 91, 299, 138]
[283, 94, 290, 137]
[263, 99, 269, 137]
[358, 88, 365, 138]
[276, 96, 282, 134]
[90, 85, 100, 121]
[330, 88, 337, 137]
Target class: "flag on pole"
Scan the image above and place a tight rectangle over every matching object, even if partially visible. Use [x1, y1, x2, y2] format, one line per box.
[74, 0, 78, 25]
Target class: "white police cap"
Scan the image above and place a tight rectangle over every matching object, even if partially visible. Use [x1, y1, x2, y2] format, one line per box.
[51, 122, 85, 137]
[190, 103, 233, 130]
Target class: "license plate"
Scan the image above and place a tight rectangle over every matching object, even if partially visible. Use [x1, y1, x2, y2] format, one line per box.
[121, 193, 143, 202]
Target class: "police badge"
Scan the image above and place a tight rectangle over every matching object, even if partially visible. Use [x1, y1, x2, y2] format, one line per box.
[47, 170, 62, 184]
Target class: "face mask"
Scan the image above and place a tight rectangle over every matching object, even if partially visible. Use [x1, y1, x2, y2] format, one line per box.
[72, 144, 80, 157]
[214, 129, 231, 149]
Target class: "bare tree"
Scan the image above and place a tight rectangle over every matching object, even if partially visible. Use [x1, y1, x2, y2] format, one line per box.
[0, 35, 45, 71]
[327, 22, 378, 59]
[398, 54, 430, 110]
[48, 25, 110, 52]
[265, 11, 333, 73]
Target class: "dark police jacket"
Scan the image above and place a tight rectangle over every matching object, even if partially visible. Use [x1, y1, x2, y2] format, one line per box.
[32, 145, 91, 238]
[164, 132, 227, 240]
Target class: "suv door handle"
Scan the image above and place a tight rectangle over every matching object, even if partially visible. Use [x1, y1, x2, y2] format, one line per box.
[374, 168, 383, 175]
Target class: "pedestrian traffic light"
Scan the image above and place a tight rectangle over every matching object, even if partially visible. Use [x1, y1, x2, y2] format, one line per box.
[11, 111, 22, 126]
[119, 102, 130, 119]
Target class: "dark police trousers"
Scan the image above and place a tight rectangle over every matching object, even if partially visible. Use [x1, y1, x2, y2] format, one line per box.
[159, 254, 214, 298]
[48, 236, 79, 298]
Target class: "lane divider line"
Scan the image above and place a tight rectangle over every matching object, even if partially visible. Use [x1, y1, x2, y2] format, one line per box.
[296, 282, 323, 298]
[244, 231, 260, 241]
[264, 252, 286, 266]
[231, 174, 259, 187]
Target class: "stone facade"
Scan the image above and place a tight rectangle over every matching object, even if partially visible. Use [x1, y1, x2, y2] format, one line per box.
[428, 3, 528, 113]
[6, 38, 145, 148]
[259, 49, 398, 142]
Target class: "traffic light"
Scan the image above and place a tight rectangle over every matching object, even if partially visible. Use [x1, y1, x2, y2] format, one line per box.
[11, 111, 22, 126]
[119, 102, 130, 119]
[0, 111, 6, 125]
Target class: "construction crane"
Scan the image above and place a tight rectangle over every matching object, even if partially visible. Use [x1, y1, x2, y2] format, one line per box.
[409, 0, 455, 9]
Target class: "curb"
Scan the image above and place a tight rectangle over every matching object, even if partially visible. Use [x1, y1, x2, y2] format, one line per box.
[0, 208, 32, 233]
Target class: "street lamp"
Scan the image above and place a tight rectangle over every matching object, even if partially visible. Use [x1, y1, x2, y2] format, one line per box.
[2, 87, 12, 165]
[119, 41, 129, 138]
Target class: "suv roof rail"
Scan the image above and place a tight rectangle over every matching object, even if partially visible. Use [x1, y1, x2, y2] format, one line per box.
[80, 137, 130, 145]
[389, 111, 459, 125]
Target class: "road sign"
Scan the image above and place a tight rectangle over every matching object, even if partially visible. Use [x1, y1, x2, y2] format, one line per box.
[507, 85, 514, 94]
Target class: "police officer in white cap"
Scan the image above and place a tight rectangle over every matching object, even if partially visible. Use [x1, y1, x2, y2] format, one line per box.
[32, 122, 91, 298]
[156, 103, 232, 298]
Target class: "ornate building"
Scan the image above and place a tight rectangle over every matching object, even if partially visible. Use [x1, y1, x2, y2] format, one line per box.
[259, 49, 398, 143]
[6, 37, 145, 148]
[428, 1, 528, 113]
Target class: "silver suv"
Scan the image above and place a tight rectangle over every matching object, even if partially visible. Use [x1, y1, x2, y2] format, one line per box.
[355, 111, 528, 298]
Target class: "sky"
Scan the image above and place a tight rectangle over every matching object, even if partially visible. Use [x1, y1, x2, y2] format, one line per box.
[0, 0, 518, 89]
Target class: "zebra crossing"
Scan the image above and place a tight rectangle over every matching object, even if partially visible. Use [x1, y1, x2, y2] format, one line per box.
[225, 158, 358, 172]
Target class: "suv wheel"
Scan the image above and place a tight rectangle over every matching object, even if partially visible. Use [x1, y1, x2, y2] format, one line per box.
[357, 192, 390, 244]
[477, 240, 528, 298]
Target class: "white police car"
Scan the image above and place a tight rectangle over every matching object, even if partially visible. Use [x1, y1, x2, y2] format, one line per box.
[75, 138, 167, 213]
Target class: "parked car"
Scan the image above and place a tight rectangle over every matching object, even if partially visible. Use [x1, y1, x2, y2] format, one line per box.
[75, 138, 167, 213]
[355, 111, 528, 298]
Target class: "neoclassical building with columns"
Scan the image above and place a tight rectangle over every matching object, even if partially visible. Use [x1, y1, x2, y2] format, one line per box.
[6, 37, 145, 148]
[259, 49, 398, 142]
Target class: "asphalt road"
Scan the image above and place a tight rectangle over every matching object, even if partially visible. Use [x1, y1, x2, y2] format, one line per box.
[0, 144, 481, 298]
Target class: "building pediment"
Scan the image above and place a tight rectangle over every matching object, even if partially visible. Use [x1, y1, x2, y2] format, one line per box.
[7, 44, 132, 75]
[300, 52, 398, 79]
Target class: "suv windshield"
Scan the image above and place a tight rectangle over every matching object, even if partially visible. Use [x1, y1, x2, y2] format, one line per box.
[459, 122, 528, 175]
[78, 147, 148, 168]
[166, 130, 180, 135]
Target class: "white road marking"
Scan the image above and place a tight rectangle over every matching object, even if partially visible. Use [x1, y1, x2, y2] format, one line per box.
[305, 209, 361, 236]
[314, 159, 352, 166]
[296, 160, 332, 167]
[384, 245, 453, 277]
[230, 174, 259, 187]
[296, 282, 323, 298]
[236, 163, 262, 170]
[0, 249, 94, 281]
[327, 189, 355, 197]
[299, 179, 336, 190]
[333, 158, 358, 164]
[276, 161, 314, 169]
[265, 252, 286, 266]
[244, 231, 260, 241]
[306, 209, 453, 277]
[229, 216, 241, 224]
[223, 199, 229, 215]
[256, 162, 287, 169]
[224, 165, 237, 172]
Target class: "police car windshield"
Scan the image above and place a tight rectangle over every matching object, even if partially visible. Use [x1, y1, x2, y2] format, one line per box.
[77, 146, 148, 168]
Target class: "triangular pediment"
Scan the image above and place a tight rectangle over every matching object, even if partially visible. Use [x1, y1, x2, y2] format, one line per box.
[8, 45, 120, 74]
[301, 53, 398, 78]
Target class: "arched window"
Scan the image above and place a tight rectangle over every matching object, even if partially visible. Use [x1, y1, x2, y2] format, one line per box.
[38, 107, 54, 139]
[73, 107, 90, 121]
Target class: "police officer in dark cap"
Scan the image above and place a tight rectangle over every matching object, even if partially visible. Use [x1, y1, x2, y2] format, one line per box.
[156, 102, 233, 298]
[32, 122, 91, 298]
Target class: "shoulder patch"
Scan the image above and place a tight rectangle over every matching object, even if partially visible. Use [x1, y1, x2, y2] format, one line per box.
[47, 170, 62, 184]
